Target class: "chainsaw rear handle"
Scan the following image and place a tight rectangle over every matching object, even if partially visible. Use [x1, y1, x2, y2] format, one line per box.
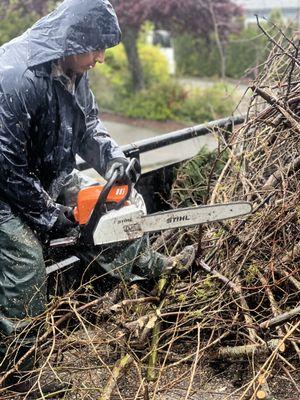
[81, 158, 140, 243]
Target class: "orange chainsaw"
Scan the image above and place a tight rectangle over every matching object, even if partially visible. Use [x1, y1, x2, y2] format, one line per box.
[50, 159, 252, 248]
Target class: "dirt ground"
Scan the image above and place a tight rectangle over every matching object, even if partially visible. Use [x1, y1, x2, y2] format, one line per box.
[5, 327, 297, 400]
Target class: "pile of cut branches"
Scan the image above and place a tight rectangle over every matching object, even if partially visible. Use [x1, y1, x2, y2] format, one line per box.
[169, 22, 300, 399]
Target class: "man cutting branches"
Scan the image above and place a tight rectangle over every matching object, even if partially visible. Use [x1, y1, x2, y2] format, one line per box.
[0, 0, 142, 395]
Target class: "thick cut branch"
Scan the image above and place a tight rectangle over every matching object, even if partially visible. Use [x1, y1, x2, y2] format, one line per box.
[216, 339, 285, 360]
[259, 306, 300, 330]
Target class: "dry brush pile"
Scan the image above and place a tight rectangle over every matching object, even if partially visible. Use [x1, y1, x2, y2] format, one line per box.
[1, 24, 300, 400]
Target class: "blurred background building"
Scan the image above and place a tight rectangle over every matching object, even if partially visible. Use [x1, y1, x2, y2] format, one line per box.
[234, 0, 300, 23]
[150, 30, 175, 74]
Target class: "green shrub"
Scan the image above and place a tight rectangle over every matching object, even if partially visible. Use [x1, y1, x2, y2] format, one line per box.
[116, 81, 235, 123]
[96, 44, 130, 90]
[91, 42, 169, 91]
[139, 44, 169, 86]
[119, 80, 187, 121]
[89, 42, 170, 112]
[177, 83, 236, 123]
[90, 70, 236, 123]
[226, 25, 268, 78]
[174, 34, 220, 77]
[173, 24, 270, 79]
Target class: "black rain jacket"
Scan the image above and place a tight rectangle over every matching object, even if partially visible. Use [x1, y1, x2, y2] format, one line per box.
[0, 0, 123, 232]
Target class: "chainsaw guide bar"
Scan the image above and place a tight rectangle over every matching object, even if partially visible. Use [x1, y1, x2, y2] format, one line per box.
[92, 201, 252, 245]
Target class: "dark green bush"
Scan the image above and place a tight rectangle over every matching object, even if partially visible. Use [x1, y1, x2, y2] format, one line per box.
[91, 68, 236, 123]
[174, 25, 269, 79]
[174, 35, 220, 78]
[118, 81, 236, 123]
[226, 25, 268, 78]
[119, 80, 187, 121]
[171, 147, 228, 207]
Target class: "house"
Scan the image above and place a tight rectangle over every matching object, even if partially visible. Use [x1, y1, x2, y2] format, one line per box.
[234, 0, 300, 23]
[148, 30, 176, 74]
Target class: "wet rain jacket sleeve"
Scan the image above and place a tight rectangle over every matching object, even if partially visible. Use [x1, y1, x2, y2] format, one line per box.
[78, 86, 126, 177]
[0, 72, 60, 231]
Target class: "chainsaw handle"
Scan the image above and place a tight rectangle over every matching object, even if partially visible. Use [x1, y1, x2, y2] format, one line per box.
[101, 169, 132, 211]
[91, 157, 140, 216]
[103, 158, 140, 210]
[98, 169, 120, 208]
[95, 157, 139, 210]
[81, 158, 139, 243]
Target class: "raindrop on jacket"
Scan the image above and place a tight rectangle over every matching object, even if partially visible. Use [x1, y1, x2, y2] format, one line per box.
[0, 0, 124, 232]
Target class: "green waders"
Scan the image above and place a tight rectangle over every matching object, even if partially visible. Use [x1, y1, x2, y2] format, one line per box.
[0, 216, 46, 377]
[75, 235, 166, 285]
[0, 172, 167, 381]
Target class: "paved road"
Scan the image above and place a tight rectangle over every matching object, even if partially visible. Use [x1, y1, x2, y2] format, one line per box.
[80, 119, 217, 180]
[105, 120, 217, 171]
[81, 119, 217, 180]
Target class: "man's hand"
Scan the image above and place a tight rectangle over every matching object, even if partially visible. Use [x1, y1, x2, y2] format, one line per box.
[105, 157, 141, 183]
[49, 205, 79, 239]
[105, 157, 130, 183]
[58, 205, 76, 222]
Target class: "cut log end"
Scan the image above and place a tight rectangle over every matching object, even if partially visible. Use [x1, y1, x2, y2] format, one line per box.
[257, 375, 266, 385]
[256, 389, 267, 399]
[278, 342, 286, 353]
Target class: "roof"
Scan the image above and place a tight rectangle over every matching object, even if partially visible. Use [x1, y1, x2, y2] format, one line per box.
[234, 0, 300, 10]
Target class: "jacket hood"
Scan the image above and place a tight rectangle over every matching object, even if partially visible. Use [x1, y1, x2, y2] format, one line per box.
[27, 0, 121, 67]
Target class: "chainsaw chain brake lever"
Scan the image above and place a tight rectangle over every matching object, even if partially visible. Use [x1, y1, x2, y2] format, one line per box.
[125, 158, 141, 185]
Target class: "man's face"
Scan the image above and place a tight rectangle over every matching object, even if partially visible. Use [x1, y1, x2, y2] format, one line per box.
[61, 50, 106, 74]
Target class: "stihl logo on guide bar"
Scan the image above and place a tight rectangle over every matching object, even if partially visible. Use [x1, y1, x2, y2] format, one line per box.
[166, 215, 190, 224]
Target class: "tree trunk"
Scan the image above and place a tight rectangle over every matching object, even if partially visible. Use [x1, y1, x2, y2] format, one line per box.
[208, 1, 226, 79]
[122, 27, 144, 92]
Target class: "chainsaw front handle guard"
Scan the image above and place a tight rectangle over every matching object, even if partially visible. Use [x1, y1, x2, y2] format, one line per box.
[126, 157, 141, 184]
[81, 158, 139, 243]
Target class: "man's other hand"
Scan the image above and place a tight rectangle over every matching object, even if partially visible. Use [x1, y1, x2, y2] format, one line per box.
[49, 205, 79, 239]
[58, 205, 76, 222]
[105, 157, 130, 183]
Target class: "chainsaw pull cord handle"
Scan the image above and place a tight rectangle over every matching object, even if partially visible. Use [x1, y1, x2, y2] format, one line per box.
[81, 158, 140, 242]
